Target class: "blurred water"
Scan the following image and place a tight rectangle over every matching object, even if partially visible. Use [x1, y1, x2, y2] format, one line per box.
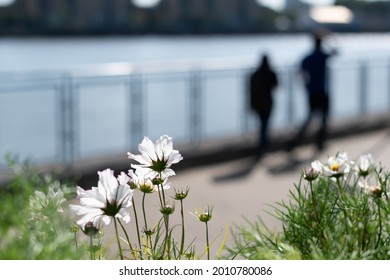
[1, 33, 390, 71]
[0, 34, 389, 166]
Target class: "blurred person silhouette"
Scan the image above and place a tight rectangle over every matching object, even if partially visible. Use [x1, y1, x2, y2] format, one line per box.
[288, 31, 337, 152]
[249, 54, 278, 158]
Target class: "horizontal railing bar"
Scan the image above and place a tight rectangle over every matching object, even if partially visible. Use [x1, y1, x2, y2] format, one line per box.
[0, 84, 59, 94]
[0, 57, 387, 86]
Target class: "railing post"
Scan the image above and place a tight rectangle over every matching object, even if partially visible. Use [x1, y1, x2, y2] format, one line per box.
[129, 73, 144, 150]
[286, 66, 295, 126]
[388, 57, 390, 110]
[359, 61, 368, 115]
[241, 68, 251, 135]
[69, 82, 78, 164]
[59, 76, 67, 164]
[59, 73, 76, 166]
[189, 71, 202, 145]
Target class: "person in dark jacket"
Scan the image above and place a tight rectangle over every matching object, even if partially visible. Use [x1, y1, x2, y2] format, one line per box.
[249, 54, 278, 157]
[288, 32, 337, 152]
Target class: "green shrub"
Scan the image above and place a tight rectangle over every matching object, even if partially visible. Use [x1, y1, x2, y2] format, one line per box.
[228, 152, 390, 260]
[0, 156, 84, 259]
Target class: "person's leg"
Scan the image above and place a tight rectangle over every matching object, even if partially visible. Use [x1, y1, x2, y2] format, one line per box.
[255, 111, 263, 156]
[287, 96, 313, 150]
[259, 108, 271, 154]
[316, 94, 329, 150]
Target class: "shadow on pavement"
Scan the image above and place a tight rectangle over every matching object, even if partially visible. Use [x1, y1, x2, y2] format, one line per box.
[213, 156, 259, 183]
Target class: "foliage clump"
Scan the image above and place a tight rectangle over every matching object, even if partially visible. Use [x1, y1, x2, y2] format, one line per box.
[228, 152, 390, 260]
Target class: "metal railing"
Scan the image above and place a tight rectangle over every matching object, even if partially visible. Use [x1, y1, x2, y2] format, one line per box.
[0, 57, 389, 168]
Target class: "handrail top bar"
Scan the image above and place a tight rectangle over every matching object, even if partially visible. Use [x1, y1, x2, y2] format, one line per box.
[0, 57, 259, 80]
[0, 55, 386, 81]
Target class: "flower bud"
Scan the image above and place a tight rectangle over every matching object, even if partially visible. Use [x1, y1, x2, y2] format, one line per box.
[303, 167, 319, 182]
[196, 206, 213, 223]
[174, 187, 190, 201]
[365, 185, 382, 198]
[152, 177, 165, 186]
[71, 224, 80, 233]
[143, 228, 156, 236]
[185, 248, 196, 260]
[82, 221, 100, 237]
[129, 181, 138, 190]
[160, 204, 175, 215]
[355, 153, 375, 178]
[199, 212, 212, 223]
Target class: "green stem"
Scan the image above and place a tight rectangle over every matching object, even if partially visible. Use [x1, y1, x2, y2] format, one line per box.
[158, 180, 170, 259]
[336, 177, 350, 235]
[74, 232, 78, 251]
[132, 197, 142, 256]
[166, 214, 171, 259]
[309, 181, 327, 249]
[142, 192, 148, 230]
[89, 235, 94, 260]
[118, 218, 136, 259]
[205, 221, 210, 260]
[375, 199, 382, 249]
[162, 214, 170, 259]
[361, 219, 368, 252]
[309, 181, 320, 224]
[179, 199, 185, 257]
[352, 175, 361, 193]
[114, 218, 124, 260]
[157, 187, 164, 208]
[142, 192, 154, 253]
[161, 186, 167, 205]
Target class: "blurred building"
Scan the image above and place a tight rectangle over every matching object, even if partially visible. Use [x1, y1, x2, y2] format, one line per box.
[0, 0, 388, 35]
[0, 0, 282, 35]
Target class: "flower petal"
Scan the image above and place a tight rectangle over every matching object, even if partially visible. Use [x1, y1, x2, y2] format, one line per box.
[139, 136, 158, 162]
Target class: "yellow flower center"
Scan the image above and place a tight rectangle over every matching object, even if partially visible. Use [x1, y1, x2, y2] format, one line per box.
[330, 163, 340, 172]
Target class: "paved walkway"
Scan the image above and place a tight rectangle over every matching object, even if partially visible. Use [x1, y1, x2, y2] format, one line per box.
[95, 127, 390, 258]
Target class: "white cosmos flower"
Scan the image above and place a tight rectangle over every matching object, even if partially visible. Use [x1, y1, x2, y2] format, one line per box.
[311, 160, 323, 173]
[355, 153, 374, 177]
[303, 160, 323, 181]
[321, 152, 351, 178]
[69, 168, 134, 229]
[117, 171, 130, 186]
[127, 135, 183, 179]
